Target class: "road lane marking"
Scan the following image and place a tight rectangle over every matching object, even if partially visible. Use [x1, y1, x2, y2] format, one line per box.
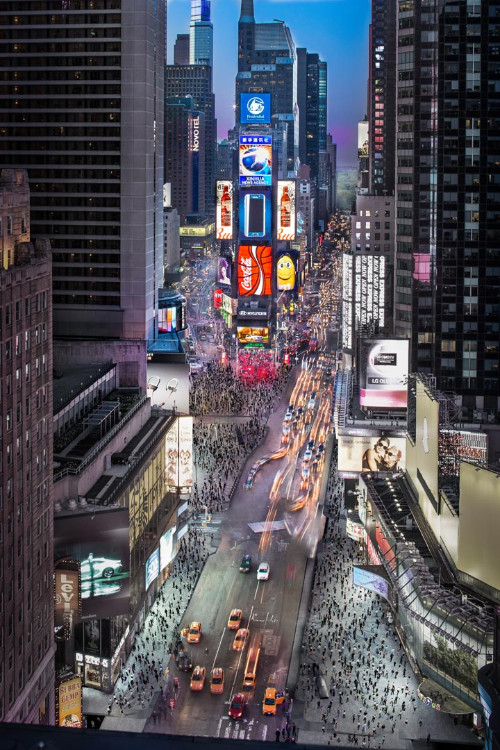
[212, 626, 226, 670]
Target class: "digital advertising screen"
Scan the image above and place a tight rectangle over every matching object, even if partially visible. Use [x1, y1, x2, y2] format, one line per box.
[353, 565, 390, 601]
[158, 292, 187, 334]
[239, 135, 272, 187]
[237, 244, 272, 296]
[145, 547, 160, 590]
[239, 189, 271, 241]
[165, 417, 193, 493]
[146, 362, 190, 414]
[54, 508, 130, 618]
[360, 339, 409, 408]
[338, 434, 406, 475]
[276, 250, 298, 292]
[160, 526, 177, 572]
[213, 288, 222, 309]
[216, 181, 234, 240]
[277, 180, 296, 241]
[240, 93, 271, 125]
[217, 256, 232, 286]
[237, 327, 269, 346]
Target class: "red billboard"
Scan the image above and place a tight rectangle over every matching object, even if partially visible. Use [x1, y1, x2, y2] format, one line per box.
[213, 288, 222, 309]
[237, 245, 272, 296]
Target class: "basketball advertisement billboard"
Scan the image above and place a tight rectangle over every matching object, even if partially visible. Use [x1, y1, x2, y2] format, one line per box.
[237, 245, 272, 296]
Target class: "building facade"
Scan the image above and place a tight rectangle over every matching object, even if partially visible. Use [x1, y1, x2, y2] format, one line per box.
[0, 170, 55, 725]
[0, 2, 165, 342]
[165, 98, 206, 219]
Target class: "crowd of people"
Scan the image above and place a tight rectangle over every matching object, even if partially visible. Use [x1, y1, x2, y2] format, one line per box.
[238, 349, 281, 385]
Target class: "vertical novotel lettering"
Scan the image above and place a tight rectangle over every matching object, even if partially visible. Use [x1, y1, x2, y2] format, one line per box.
[192, 116, 200, 152]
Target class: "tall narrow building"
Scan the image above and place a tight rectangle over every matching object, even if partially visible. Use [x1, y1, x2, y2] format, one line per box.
[394, 0, 500, 419]
[0, 170, 55, 724]
[190, 0, 213, 69]
[0, 3, 165, 343]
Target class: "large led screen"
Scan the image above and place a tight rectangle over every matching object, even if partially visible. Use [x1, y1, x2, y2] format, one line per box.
[145, 547, 160, 590]
[239, 189, 271, 241]
[160, 526, 177, 572]
[165, 417, 193, 493]
[237, 327, 269, 346]
[338, 434, 406, 475]
[276, 250, 298, 292]
[216, 181, 234, 240]
[353, 565, 390, 601]
[54, 508, 130, 618]
[146, 362, 190, 414]
[359, 339, 409, 408]
[237, 245, 272, 296]
[277, 181, 296, 241]
[217, 256, 232, 286]
[240, 93, 271, 125]
[239, 135, 272, 187]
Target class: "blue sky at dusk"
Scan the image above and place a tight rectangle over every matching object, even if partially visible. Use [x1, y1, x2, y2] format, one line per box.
[167, 0, 371, 166]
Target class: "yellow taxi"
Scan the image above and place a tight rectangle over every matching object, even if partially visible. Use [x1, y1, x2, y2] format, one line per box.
[187, 621, 202, 644]
[232, 628, 249, 652]
[227, 608, 243, 631]
[190, 665, 206, 691]
[262, 687, 285, 715]
[210, 667, 224, 695]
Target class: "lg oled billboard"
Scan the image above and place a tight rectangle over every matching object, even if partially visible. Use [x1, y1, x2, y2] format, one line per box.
[237, 245, 272, 296]
[239, 189, 271, 241]
[239, 135, 272, 187]
[216, 181, 234, 240]
[359, 339, 409, 408]
[277, 181, 296, 241]
[241, 93, 271, 124]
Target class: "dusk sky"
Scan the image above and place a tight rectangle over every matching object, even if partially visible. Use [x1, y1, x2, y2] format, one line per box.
[167, 0, 371, 166]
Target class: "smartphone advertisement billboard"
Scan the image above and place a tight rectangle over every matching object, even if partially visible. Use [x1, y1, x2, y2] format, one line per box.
[277, 180, 296, 240]
[239, 135, 272, 187]
[276, 250, 298, 292]
[239, 189, 271, 241]
[237, 326, 269, 346]
[240, 93, 271, 124]
[54, 508, 130, 618]
[237, 244, 272, 296]
[338, 434, 406, 476]
[360, 339, 409, 408]
[216, 181, 234, 240]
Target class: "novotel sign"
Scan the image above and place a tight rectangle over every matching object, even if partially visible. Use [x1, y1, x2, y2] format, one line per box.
[191, 116, 200, 153]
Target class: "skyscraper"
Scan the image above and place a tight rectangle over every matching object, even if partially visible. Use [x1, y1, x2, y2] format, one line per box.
[0, 3, 165, 343]
[174, 34, 190, 66]
[190, 0, 213, 69]
[394, 0, 500, 418]
[236, 0, 299, 172]
[165, 97, 206, 218]
[0, 170, 55, 725]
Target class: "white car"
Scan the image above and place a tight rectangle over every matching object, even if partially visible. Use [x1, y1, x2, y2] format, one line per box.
[257, 562, 270, 581]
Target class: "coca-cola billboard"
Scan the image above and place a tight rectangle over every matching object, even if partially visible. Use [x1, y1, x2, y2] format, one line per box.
[237, 244, 272, 297]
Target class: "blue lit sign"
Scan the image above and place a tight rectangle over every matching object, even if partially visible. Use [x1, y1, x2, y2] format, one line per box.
[241, 93, 271, 125]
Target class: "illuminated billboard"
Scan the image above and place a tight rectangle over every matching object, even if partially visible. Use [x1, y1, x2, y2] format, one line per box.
[342, 253, 353, 351]
[237, 245, 272, 296]
[145, 547, 160, 590]
[239, 189, 271, 241]
[165, 416, 193, 493]
[58, 676, 82, 728]
[239, 135, 272, 187]
[146, 362, 190, 414]
[237, 326, 269, 346]
[276, 250, 298, 292]
[54, 567, 80, 637]
[216, 181, 234, 240]
[338, 434, 406, 475]
[277, 181, 296, 240]
[241, 93, 271, 124]
[360, 339, 409, 408]
[54, 508, 130, 618]
[217, 256, 231, 286]
[353, 565, 390, 601]
[158, 290, 187, 334]
[160, 526, 177, 572]
[213, 288, 222, 309]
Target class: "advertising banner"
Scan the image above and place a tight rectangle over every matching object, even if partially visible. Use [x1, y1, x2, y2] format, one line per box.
[239, 135, 272, 187]
[217, 256, 232, 286]
[213, 288, 222, 309]
[160, 526, 177, 572]
[360, 339, 409, 408]
[353, 565, 390, 600]
[145, 547, 160, 590]
[146, 362, 190, 413]
[54, 508, 130, 618]
[241, 93, 271, 124]
[237, 327, 269, 346]
[277, 181, 296, 241]
[54, 568, 80, 636]
[216, 181, 234, 240]
[338, 434, 406, 475]
[239, 188, 271, 241]
[165, 417, 193, 492]
[58, 676, 82, 728]
[276, 250, 298, 292]
[237, 245, 272, 296]
[158, 296, 187, 335]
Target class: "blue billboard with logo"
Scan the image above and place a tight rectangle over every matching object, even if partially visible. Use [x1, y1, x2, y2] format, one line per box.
[241, 93, 271, 125]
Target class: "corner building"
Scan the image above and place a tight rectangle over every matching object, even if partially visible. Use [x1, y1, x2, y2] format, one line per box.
[0, 170, 54, 724]
[0, 1, 165, 342]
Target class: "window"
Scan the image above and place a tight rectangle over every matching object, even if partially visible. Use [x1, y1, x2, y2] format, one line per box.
[15, 301, 21, 322]
[7, 216, 12, 235]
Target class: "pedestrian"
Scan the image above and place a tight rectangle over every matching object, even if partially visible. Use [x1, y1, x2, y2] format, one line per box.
[427, 734, 431, 746]
[276, 729, 281, 742]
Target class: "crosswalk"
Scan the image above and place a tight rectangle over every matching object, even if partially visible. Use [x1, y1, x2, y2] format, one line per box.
[217, 715, 268, 741]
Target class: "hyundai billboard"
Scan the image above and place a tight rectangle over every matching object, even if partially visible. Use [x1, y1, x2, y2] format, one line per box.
[237, 245, 272, 296]
[241, 93, 271, 124]
[360, 339, 409, 408]
[239, 188, 271, 241]
[239, 135, 272, 187]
